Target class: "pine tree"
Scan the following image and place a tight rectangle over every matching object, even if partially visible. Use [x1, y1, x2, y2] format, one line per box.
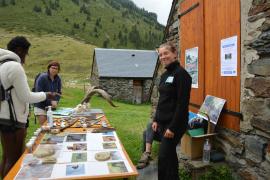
[45, 7, 52, 16]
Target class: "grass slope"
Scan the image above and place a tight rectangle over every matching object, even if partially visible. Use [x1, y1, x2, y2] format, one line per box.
[0, 28, 94, 84]
[0, 0, 163, 49]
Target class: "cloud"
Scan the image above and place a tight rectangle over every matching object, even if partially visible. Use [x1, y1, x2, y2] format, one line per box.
[132, 0, 173, 25]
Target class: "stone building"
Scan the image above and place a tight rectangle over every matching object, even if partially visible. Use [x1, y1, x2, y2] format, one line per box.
[150, 0, 270, 179]
[91, 48, 158, 104]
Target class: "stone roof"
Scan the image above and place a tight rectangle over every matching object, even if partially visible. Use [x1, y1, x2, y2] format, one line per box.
[94, 48, 158, 78]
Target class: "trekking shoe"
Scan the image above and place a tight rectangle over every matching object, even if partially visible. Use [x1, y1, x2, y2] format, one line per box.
[136, 152, 151, 169]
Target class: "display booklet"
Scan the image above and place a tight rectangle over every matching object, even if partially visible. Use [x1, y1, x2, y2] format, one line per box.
[197, 95, 226, 125]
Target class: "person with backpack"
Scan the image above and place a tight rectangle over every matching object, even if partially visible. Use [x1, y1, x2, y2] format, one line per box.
[33, 60, 62, 125]
[0, 36, 56, 178]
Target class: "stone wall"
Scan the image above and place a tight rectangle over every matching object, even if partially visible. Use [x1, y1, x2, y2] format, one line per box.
[99, 78, 152, 103]
[143, 79, 153, 102]
[90, 59, 99, 87]
[220, 0, 270, 178]
[91, 58, 153, 103]
[99, 78, 133, 102]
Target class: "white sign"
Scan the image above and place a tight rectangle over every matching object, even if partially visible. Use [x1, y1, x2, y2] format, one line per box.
[220, 36, 237, 76]
[185, 47, 199, 88]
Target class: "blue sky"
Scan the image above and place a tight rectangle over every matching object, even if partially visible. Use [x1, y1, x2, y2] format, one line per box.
[132, 0, 173, 25]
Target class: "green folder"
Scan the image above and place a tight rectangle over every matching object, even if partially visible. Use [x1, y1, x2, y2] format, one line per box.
[187, 128, 204, 137]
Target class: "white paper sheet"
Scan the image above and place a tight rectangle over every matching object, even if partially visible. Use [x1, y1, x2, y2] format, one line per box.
[220, 36, 238, 76]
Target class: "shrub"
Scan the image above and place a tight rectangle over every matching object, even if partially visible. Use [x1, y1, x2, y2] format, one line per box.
[179, 168, 191, 180]
[11, 0, 15, 5]
[45, 7, 52, 16]
[103, 39, 110, 48]
[1, 0, 7, 7]
[199, 165, 234, 180]
[33, 5, 42, 13]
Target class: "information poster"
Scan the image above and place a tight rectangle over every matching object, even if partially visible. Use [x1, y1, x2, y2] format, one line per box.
[185, 47, 199, 88]
[220, 36, 238, 76]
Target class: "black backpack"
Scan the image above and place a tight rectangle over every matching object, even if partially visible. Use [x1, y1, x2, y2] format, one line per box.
[0, 59, 18, 126]
[31, 72, 43, 124]
[32, 72, 42, 92]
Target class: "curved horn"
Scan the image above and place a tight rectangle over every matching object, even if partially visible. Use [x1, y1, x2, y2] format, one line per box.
[92, 89, 117, 107]
[81, 87, 117, 107]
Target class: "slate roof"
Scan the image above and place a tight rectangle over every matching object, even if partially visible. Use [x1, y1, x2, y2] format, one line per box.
[94, 48, 158, 78]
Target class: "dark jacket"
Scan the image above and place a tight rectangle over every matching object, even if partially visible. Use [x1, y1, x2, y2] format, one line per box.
[154, 61, 192, 135]
[34, 72, 62, 110]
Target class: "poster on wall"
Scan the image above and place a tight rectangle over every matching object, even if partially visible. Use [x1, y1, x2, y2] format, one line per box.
[220, 36, 237, 76]
[185, 47, 199, 88]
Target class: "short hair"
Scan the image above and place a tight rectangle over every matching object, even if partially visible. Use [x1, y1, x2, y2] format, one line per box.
[7, 36, 31, 52]
[47, 60, 61, 71]
[159, 42, 177, 54]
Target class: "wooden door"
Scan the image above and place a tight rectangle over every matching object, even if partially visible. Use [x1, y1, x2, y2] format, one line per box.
[133, 80, 142, 104]
[204, 0, 240, 131]
[180, 0, 205, 109]
[179, 0, 241, 131]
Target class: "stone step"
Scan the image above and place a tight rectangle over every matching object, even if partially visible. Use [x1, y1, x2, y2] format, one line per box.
[136, 160, 158, 180]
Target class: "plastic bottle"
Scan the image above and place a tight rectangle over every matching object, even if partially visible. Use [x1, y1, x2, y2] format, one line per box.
[203, 138, 211, 163]
[47, 106, 53, 128]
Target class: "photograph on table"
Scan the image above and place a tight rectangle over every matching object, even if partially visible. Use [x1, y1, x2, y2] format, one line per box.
[94, 151, 122, 161]
[103, 142, 117, 149]
[66, 164, 85, 176]
[102, 136, 116, 142]
[71, 152, 87, 162]
[15, 164, 54, 179]
[110, 151, 122, 160]
[107, 161, 128, 173]
[66, 143, 87, 151]
[102, 131, 114, 136]
[66, 133, 87, 142]
[41, 133, 66, 144]
[33, 144, 62, 159]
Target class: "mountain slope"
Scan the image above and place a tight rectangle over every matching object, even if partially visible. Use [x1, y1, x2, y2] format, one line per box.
[0, 0, 164, 49]
[0, 28, 94, 85]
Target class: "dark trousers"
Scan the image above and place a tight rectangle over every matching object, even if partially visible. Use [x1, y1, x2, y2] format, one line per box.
[0, 128, 26, 178]
[142, 122, 183, 180]
[158, 130, 182, 180]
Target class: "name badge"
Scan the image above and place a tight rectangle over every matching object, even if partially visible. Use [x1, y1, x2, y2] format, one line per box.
[165, 76, 174, 83]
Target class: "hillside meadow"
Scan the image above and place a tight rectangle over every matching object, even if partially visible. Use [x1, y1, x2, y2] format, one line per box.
[0, 0, 163, 49]
[0, 28, 94, 87]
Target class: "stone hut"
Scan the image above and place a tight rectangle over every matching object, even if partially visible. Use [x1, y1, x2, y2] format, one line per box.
[91, 48, 158, 104]
[150, 0, 270, 179]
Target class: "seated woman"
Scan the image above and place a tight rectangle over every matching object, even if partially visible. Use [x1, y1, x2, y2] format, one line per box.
[34, 60, 62, 125]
